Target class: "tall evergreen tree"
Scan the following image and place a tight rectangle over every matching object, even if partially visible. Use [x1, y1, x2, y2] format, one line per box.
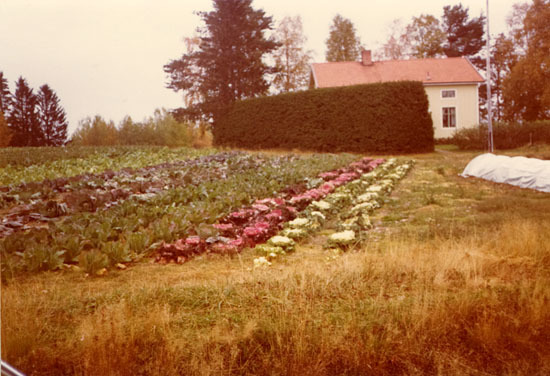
[37, 84, 68, 146]
[8, 77, 43, 146]
[442, 5, 485, 68]
[325, 14, 362, 62]
[164, 0, 279, 123]
[0, 72, 12, 114]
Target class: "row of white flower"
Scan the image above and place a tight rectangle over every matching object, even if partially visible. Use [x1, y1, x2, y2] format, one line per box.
[253, 159, 414, 267]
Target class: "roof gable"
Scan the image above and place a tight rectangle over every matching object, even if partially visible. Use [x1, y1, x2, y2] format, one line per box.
[311, 56, 484, 88]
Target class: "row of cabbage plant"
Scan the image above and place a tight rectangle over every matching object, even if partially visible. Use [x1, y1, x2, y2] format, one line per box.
[0, 146, 215, 186]
[253, 159, 414, 267]
[154, 157, 385, 264]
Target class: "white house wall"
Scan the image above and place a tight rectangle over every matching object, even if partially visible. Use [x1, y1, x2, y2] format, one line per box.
[424, 84, 480, 139]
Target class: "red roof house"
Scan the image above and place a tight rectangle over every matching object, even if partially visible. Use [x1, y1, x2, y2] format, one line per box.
[310, 50, 485, 138]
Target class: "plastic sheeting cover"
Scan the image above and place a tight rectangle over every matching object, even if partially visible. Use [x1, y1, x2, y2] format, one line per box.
[461, 153, 550, 193]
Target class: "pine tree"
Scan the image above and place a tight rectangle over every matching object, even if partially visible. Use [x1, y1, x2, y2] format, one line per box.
[37, 84, 68, 146]
[0, 72, 11, 114]
[8, 77, 43, 146]
[442, 5, 485, 68]
[325, 14, 362, 62]
[164, 0, 279, 122]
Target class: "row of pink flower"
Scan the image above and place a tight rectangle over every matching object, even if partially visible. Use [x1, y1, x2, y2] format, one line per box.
[155, 157, 385, 264]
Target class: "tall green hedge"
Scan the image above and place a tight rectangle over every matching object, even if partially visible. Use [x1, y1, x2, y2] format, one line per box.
[453, 121, 550, 150]
[214, 81, 434, 153]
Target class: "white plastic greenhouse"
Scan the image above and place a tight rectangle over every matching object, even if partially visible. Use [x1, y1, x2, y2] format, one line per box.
[461, 153, 550, 193]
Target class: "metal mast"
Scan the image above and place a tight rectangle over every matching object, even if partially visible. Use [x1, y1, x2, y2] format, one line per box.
[486, 0, 494, 152]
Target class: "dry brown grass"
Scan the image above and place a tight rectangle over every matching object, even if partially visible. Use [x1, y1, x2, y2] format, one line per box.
[2, 147, 550, 375]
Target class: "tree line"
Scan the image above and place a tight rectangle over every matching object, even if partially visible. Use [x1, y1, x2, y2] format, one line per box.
[165, 0, 549, 128]
[0, 73, 68, 147]
[374, 5, 484, 65]
[0, 74, 208, 148]
[70, 110, 210, 148]
[2, 0, 547, 148]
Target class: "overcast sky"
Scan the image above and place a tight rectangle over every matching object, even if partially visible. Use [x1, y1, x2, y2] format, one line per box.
[0, 0, 519, 135]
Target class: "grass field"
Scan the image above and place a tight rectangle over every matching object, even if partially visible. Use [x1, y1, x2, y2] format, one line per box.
[2, 146, 550, 375]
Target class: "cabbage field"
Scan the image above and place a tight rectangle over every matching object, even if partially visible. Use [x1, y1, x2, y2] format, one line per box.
[0, 147, 412, 278]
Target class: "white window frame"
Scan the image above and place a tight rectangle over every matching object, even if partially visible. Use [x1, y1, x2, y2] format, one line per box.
[442, 107, 457, 128]
[441, 89, 456, 98]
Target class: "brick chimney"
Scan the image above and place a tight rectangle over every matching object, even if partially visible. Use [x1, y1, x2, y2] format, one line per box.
[361, 50, 373, 66]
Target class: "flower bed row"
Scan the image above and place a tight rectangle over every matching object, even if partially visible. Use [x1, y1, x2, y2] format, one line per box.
[154, 157, 385, 264]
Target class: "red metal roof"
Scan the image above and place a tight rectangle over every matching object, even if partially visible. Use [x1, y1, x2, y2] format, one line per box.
[311, 56, 485, 88]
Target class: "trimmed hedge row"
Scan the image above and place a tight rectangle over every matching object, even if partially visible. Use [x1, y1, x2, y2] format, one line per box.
[452, 121, 550, 150]
[213, 81, 434, 153]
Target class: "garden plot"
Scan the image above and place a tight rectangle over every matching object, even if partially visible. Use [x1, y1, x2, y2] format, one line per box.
[1, 149, 414, 278]
[1, 151, 359, 277]
[154, 157, 414, 268]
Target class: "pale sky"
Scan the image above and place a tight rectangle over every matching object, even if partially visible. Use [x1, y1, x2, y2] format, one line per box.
[0, 0, 519, 135]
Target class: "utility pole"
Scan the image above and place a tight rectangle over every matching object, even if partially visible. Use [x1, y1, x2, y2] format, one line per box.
[486, 0, 494, 152]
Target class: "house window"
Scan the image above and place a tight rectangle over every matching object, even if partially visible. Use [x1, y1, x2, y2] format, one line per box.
[441, 89, 456, 98]
[442, 107, 456, 128]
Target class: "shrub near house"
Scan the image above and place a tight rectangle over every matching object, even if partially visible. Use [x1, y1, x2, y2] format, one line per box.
[214, 81, 434, 153]
[453, 120, 550, 150]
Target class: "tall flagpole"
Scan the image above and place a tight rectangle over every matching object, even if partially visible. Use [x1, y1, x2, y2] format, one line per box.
[486, 0, 494, 152]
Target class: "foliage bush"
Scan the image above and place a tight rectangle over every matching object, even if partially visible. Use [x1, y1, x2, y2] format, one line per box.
[452, 121, 550, 150]
[214, 81, 434, 153]
[70, 109, 211, 147]
[434, 137, 455, 145]
[71, 116, 119, 146]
